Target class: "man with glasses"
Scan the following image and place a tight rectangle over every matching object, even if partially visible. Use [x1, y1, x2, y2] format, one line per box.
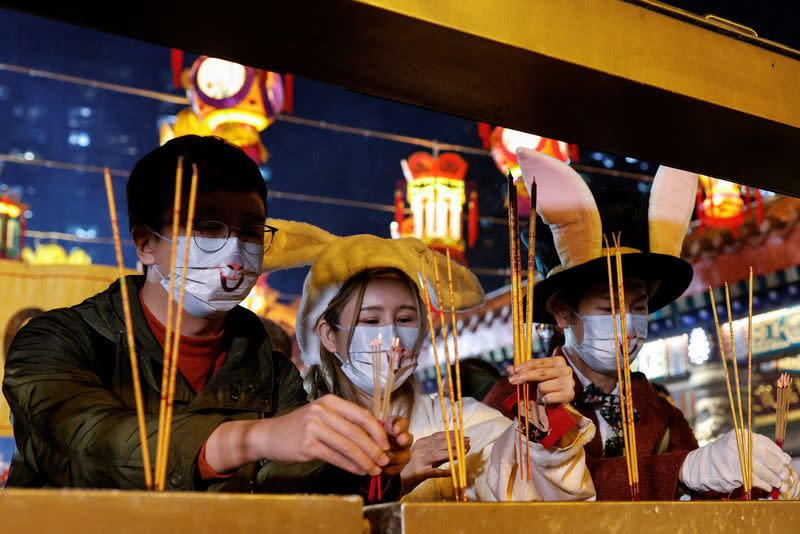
[3, 135, 412, 493]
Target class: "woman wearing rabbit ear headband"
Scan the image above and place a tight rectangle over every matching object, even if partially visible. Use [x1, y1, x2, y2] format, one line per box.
[263, 220, 597, 502]
[485, 148, 799, 501]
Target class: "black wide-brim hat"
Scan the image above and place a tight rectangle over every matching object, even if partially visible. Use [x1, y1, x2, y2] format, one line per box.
[516, 148, 698, 325]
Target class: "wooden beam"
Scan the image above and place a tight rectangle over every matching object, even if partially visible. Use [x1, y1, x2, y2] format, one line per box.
[3, 0, 799, 195]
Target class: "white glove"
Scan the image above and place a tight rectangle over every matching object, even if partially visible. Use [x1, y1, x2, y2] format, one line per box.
[679, 430, 791, 493]
[777, 466, 800, 500]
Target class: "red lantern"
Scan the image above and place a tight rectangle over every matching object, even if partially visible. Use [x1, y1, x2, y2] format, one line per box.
[697, 176, 763, 238]
[481, 125, 576, 216]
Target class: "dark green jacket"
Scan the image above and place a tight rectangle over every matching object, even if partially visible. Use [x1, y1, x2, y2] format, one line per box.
[2, 276, 361, 493]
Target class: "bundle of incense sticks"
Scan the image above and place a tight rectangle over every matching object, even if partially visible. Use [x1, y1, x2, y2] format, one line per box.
[104, 168, 152, 490]
[603, 233, 640, 500]
[368, 335, 399, 502]
[603, 235, 634, 499]
[707, 269, 755, 500]
[771, 373, 792, 500]
[505, 172, 536, 481]
[775, 373, 793, 447]
[155, 160, 199, 491]
[157, 163, 199, 491]
[418, 251, 467, 501]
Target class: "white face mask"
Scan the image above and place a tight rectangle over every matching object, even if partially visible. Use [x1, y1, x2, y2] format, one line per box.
[148, 232, 262, 318]
[334, 324, 420, 395]
[564, 312, 648, 374]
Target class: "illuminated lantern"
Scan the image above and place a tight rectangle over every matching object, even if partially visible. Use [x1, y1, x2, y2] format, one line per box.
[392, 152, 474, 264]
[696, 175, 763, 237]
[0, 193, 26, 260]
[241, 274, 299, 336]
[21, 243, 92, 265]
[161, 53, 290, 164]
[478, 125, 576, 216]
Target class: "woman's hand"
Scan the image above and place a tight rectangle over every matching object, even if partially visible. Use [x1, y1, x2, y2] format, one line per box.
[382, 415, 413, 476]
[400, 430, 471, 494]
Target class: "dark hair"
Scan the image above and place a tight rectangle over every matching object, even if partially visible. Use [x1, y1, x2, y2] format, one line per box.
[3, 307, 44, 362]
[126, 135, 267, 232]
[448, 357, 502, 401]
[260, 317, 293, 356]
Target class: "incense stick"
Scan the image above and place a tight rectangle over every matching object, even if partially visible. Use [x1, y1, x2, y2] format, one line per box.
[724, 283, 750, 497]
[604, 235, 634, 499]
[708, 286, 749, 498]
[380, 338, 399, 421]
[155, 157, 183, 491]
[367, 335, 383, 503]
[104, 167, 153, 490]
[372, 340, 381, 417]
[433, 256, 466, 501]
[775, 373, 792, 445]
[418, 252, 460, 499]
[506, 172, 526, 479]
[522, 180, 537, 481]
[613, 233, 639, 499]
[771, 373, 792, 500]
[158, 164, 198, 491]
[445, 249, 468, 496]
[747, 268, 754, 497]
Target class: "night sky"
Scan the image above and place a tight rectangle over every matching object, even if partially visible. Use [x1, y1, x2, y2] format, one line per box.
[0, 4, 790, 299]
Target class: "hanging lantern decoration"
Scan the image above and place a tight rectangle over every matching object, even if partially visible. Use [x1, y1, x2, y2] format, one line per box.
[467, 184, 479, 249]
[391, 152, 475, 264]
[696, 175, 763, 238]
[394, 180, 406, 227]
[0, 192, 26, 260]
[160, 51, 293, 164]
[478, 124, 577, 216]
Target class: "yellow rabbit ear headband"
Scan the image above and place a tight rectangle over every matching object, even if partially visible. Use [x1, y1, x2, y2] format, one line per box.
[263, 219, 485, 366]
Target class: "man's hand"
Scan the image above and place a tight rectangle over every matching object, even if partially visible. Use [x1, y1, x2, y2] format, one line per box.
[204, 394, 392, 476]
[400, 430, 471, 494]
[507, 356, 575, 430]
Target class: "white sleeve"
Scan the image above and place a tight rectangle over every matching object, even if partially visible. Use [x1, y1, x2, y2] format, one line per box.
[402, 396, 596, 502]
[474, 412, 597, 502]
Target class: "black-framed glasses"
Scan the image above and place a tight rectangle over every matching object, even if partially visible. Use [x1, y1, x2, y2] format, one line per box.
[192, 220, 278, 256]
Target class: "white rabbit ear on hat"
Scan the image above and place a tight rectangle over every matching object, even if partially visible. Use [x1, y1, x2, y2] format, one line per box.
[262, 218, 337, 272]
[648, 166, 699, 258]
[516, 147, 602, 271]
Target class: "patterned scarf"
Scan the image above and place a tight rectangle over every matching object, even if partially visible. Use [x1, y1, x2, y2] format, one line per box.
[574, 383, 639, 457]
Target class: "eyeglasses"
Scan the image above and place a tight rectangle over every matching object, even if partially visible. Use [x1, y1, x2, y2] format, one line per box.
[192, 220, 278, 256]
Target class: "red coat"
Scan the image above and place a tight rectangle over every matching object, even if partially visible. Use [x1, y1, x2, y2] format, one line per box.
[483, 352, 699, 501]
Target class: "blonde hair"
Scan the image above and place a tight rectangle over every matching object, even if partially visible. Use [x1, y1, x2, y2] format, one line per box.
[304, 268, 427, 418]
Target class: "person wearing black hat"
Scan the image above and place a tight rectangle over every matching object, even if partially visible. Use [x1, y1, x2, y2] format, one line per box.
[484, 148, 798, 500]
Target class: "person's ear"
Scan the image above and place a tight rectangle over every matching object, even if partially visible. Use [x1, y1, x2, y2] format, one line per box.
[317, 319, 340, 355]
[547, 293, 573, 329]
[132, 226, 157, 266]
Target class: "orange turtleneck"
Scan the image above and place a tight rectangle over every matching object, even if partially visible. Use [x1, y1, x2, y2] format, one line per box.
[140, 294, 233, 481]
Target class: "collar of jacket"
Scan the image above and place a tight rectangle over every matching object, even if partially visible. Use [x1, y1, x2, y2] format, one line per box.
[75, 275, 275, 413]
